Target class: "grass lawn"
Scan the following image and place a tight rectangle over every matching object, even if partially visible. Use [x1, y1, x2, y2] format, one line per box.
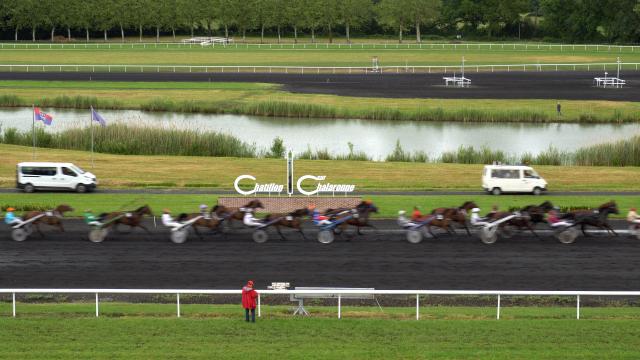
[2, 46, 640, 67]
[2, 80, 639, 123]
[0, 303, 639, 359]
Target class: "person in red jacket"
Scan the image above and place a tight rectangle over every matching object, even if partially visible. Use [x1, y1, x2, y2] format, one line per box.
[242, 280, 258, 323]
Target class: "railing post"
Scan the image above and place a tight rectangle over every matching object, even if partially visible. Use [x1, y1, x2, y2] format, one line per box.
[496, 294, 501, 320]
[95, 293, 99, 317]
[576, 295, 580, 320]
[12, 292, 16, 317]
[416, 294, 420, 320]
[338, 295, 341, 319]
[177, 293, 181, 318]
[258, 294, 261, 318]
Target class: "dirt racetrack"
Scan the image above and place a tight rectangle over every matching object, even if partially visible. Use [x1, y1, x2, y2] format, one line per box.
[1, 71, 639, 101]
[1, 220, 639, 290]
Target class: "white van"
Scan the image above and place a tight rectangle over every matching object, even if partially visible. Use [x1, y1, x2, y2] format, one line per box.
[16, 162, 97, 193]
[482, 165, 547, 195]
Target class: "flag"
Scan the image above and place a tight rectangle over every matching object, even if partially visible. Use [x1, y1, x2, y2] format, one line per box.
[91, 107, 107, 127]
[34, 107, 53, 126]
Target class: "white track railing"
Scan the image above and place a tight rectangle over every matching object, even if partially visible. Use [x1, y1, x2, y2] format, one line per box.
[0, 62, 638, 74]
[2, 289, 639, 320]
[1, 42, 639, 52]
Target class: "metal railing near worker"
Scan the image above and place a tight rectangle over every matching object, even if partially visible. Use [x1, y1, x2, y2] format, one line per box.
[0, 62, 639, 75]
[1, 42, 639, 53]
[2, 288, 639, 320]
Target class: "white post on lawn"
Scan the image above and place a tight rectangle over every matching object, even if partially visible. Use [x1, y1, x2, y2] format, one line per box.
[338, 295, 341, 319]
[576, 295, 580, 320]
[497, 295, 501, 320]
[177, 293, 181, 318]
[12, 292, 16, 317]
[617, 57, 621, 79]
[416, 294, 420, 320]
[95, 293, 99, 317]
[258, 294, 261, 318]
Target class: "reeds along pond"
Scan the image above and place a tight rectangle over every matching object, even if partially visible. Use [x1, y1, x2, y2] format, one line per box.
[1, 125, 640, 167]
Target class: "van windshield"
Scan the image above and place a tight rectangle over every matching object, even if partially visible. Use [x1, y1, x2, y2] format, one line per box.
[70, 165, 85, 174]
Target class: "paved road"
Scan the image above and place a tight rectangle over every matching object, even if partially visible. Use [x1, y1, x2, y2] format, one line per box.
[1, 71, 638, 101]
[1, 220, 638, 290]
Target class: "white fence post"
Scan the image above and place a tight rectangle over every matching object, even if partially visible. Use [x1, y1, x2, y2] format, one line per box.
[258, 294, 261, 318]
[177, 293, 181, 318]
[416, 294, 420, 320]
[338, 295, 341, 319]
[95, 293, 99, 317]
[497, 294, 501, 320]
[576, 295, 580, 320]
[12, 292, 16, 317]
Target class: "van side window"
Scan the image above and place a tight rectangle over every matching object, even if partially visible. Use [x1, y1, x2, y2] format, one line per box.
[523, 170, 537, 178]
[21, 167, 57, 176]
[62, 167, 77, 177]
[491, 169, 520, 179]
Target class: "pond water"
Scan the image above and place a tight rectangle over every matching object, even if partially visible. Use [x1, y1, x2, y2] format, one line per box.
[1, 107, 638, 159]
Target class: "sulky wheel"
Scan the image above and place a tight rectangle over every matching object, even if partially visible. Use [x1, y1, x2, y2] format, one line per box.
[11, 228, 28, 242]
[89, 228, 109, 243]
[171, 228, 189, 244]
[406, 229, 423, 244]
[252, 229, 268, 243]
[556, 227, 579, 244]
[499, 225, 517, 239]
[317, 230, 335, 244]
[24, 224, 34, 235]
[480, 227, 498, 245]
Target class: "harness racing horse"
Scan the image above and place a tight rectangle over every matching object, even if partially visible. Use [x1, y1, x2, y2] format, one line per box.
[214, 200, 264, 229]
[564, 201, 619, 236]
[489, 209, 538, 238]
[431, 201, 478, 236]
[327, 201, 378, 238]
[100, 205, 154, 233]
[22, 204, 74, 237]
[176, 206, 225, 239]
[262, 208, 311, 241]
[520, 200, 554, 225]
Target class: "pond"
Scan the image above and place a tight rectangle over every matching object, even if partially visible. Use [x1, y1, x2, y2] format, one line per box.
[1, 107, 638, 159]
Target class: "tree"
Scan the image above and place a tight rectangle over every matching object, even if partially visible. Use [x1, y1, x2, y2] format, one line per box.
[284, 0, 306, 43]
[177, 0, 203, 37]
[148, 1, 173, 42]
[253, 0, 275, 43]
[5, 0, 30, 41]
[302, 0, 324, 43]
[74, 0, 97, 42]
[407, 0, 441, 43]
[339, 0, 372, 43]
[234, 0, 257, 40]
[130, 0, 153, 41]
[376, 0, 412, 43]
[216, 0, 239, 39]
[94, 0, 117, 41]
[320, 0, 341, 43]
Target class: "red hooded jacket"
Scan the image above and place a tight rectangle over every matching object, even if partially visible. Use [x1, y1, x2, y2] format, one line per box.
[242, 286, 258, 309]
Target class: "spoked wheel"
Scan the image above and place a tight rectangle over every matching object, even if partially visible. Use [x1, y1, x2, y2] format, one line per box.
[11, 228, 28, 242]
[555, 227, 579, 244]
[252, 229, 268, 243]
[406, 229, 423, 244]
[171, 228, 189, 244]
[318, 230, 335, 244]
[480, 227, 498, 245]
[499, 225, 517, 239]
[89, 228, 109, 243]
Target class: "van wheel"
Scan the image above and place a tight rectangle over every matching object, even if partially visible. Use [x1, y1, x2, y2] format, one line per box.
[76, 184, 87, 193]
[23, 184, 35, 193]
[532, 187, 542, 196]
[491, 188, 502, 196]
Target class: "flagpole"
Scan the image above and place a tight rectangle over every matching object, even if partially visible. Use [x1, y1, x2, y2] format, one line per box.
[32, 104, 35, 160]
[90, 106, 95, 168]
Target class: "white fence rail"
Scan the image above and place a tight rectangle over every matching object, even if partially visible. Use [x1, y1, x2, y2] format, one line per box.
[2, 288, 639, 320]
[0, 62, 639, 74]
[1, 42, 639, 52]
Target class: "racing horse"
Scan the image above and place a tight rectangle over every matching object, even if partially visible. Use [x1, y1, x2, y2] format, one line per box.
[488, 209, 539, 238]
[326, 200, 378, 237]
[431, 201, 478, 236]
[100, 205, 153, 233]
[262, 207, 311, 241]
[22, 204, 74, 237]
[176, 207, 226, 239]
[564, 201, 619, 236]
[213, 200, 264, 228]
[520, 200, 554, 225]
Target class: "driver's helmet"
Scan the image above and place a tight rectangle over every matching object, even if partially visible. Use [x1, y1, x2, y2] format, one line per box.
[199, 204, 208, 211]
[471, 208, 480, 213]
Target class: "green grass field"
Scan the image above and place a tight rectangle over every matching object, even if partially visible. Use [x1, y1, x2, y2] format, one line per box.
[2, 80, 640, 123]
[1, 303, 639, 359]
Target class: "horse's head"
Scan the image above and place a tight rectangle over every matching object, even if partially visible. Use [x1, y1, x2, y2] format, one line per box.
[55, 204, 74, 214]
[136, 205, 153, 216]
[357, 200, 378, 214]
[291, 208, 310, 218]
[461, 201, 478, 211]
[246, 200, 264, 209]
[600, 201, 619, 215]
[540, 201, 554, 211]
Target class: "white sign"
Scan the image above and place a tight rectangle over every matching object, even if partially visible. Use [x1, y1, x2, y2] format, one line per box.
[233, 174, 355, 196]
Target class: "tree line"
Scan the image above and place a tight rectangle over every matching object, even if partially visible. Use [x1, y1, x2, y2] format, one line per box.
[0, 0, 638, 43]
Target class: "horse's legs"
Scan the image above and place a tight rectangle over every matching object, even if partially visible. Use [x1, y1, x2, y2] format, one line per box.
[604, 223, 618, 236]
[137, 223, 151, 234]
[193, 226, 204, 240]
[35, 223, 44, 238]
[57, 222, 65, 233]
[427, 225, 438, 239]
[297, 226, 308, 241]
[276, 225, 287, 241]
[581, 223, 589, 237]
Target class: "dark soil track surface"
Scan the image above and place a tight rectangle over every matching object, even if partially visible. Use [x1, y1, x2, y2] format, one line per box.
[1, 220, 639, 290]
[2, 71, 639, 101]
